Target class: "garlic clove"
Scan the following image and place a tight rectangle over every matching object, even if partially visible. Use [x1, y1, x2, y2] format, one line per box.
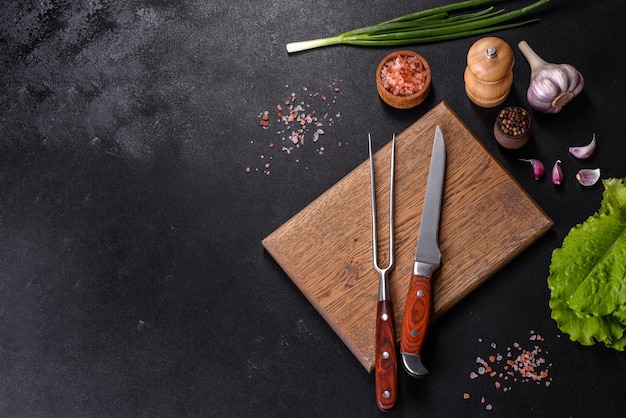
[576, 168, 601, 186]
[519, 158, 545, 180]
[569, 133, 597, 159]
[552, 160, 563, 185]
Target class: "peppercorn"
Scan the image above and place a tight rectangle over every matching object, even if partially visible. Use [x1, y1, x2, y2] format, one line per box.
[497, 107, 529, 137]
[493, 106, 532, 149]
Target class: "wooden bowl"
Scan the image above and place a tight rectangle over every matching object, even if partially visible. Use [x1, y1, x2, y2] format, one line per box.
[493, 106, 532, 149]
[376, 50, 431, 109]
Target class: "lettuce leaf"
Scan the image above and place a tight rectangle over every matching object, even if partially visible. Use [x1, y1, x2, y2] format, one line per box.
[548, 177, 626, 350]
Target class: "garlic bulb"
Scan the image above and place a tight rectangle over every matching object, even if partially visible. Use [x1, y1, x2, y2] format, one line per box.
[518, 41, 584, 113]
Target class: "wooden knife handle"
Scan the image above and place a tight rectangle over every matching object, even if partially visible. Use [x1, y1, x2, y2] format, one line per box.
[400, 274, 432, 361]
[375, 299, 397, 411]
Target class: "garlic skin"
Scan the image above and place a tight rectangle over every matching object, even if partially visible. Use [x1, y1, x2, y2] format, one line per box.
[519, 158, 545, 180]
[576, 168, 601, 186]
[569, 134, 597, 159]
[518, 41, 584, 114]
[552, 160, 563, 185]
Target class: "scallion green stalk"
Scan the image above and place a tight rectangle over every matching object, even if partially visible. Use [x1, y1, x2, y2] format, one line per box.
[349, 7, 500, 36]
[286, 0, 550, 53]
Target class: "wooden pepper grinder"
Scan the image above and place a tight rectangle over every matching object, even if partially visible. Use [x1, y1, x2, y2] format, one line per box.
[464, 37, 514, 108]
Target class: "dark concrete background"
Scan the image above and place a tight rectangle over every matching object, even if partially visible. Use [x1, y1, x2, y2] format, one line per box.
[1, 0, 625, 416]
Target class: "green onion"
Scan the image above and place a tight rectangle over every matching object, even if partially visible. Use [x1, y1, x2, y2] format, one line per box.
[286, 0, 550, 53]
[350, 7, 501, 36]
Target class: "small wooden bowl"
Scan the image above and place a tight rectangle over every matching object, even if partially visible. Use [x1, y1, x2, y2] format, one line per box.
[376, 50, 431, 109]
[493, 106, 532, 149]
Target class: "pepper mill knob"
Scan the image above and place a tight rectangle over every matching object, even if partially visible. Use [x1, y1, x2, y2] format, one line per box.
[464, 37, 514, 108]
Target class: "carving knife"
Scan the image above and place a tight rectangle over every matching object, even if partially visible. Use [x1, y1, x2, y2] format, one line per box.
[401, 125, 446, 378]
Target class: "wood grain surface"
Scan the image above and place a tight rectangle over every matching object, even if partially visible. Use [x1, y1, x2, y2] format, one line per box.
[375, 299, 397, 410]
[262, 102, 553, 372]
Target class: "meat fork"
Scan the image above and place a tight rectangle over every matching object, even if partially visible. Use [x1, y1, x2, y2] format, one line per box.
[368, 134, 397, 411]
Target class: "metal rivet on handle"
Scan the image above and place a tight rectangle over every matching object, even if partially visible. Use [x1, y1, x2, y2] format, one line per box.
[411, 329, 418, 337]
[417, 290, 425, 297]
[383, 390, 391, 399]
[382, 351, 390, 360]
[381, 313, 389, 321]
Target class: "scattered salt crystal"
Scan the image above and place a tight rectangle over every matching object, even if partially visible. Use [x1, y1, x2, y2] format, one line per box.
[250, 80, 343, 174]
[465, 331, 552, 410]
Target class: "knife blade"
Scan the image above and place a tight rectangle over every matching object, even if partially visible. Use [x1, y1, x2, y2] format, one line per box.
[400, 125, 446, 378]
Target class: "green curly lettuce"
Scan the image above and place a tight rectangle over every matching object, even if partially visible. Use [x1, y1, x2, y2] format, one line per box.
[548, 177, 626, 350]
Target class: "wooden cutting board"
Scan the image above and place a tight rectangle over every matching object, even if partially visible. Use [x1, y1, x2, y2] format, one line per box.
[262, 102, 553, 372]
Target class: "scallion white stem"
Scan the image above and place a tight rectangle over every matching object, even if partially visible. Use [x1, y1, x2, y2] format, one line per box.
[287, 37, 342, 53]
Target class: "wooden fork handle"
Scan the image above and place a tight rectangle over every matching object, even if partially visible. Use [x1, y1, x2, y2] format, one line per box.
[375, 299, 397, 410]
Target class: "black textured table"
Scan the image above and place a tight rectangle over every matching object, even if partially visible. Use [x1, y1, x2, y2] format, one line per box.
[1, 1, 624, 416]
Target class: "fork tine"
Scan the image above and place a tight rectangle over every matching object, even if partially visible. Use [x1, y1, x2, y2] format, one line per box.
[369, 134, 395, 272]
[388, 134, 395, 270]
[368, 134, 380, 269]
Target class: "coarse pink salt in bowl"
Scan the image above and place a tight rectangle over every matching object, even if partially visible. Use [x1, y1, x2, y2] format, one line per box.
[376, 50, 431, 109]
